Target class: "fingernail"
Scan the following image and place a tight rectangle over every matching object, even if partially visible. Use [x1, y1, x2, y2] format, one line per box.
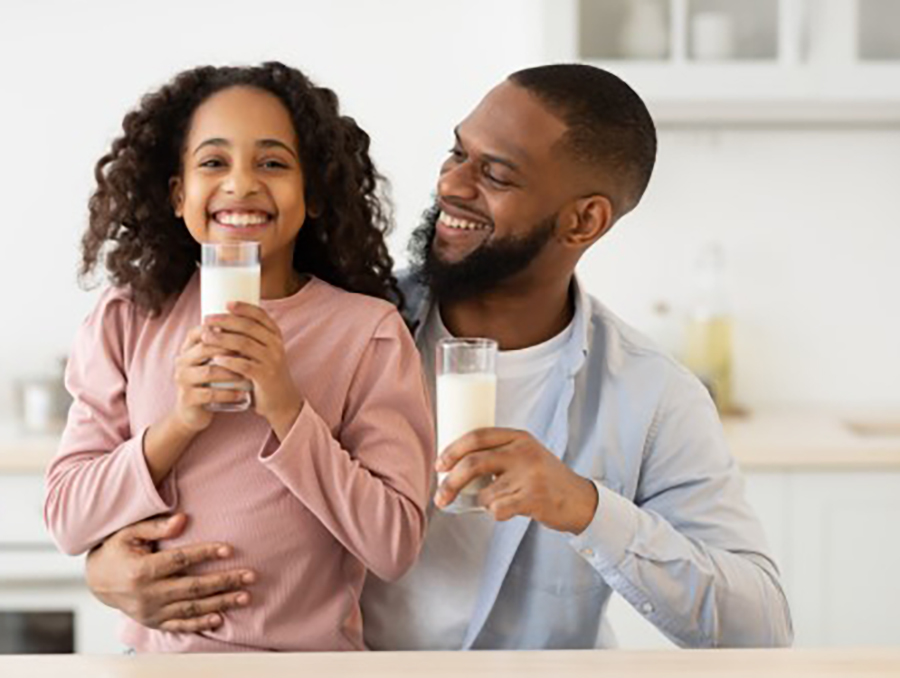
[217, 546, 231, 558]
[435, 459, 445, 472]
[236, 593, 250, 605]
[241, 572, 256, 584]
[208, 614, 221, 626]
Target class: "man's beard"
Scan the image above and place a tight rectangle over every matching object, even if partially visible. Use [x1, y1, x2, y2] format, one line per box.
[409, 203, 557, 304]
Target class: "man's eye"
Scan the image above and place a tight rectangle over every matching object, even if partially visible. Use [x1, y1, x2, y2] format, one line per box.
[484, 169, 513, 188]
[447, 147, 465, 161]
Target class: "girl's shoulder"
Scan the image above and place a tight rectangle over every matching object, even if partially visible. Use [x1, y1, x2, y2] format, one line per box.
[296, 277, 408, 339]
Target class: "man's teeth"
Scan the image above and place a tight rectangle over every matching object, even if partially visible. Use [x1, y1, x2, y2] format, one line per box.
[215, 212, 270, 227]
[440, 210, 489, 231]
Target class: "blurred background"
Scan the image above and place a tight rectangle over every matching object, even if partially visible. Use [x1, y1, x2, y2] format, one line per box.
[1, 0, 898, 654]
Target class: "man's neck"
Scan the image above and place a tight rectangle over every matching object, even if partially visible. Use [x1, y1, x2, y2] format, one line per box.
[438, 275, 575, 351]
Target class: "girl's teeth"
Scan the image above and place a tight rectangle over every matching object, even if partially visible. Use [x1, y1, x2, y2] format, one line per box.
[440, 210, 488, 231]
[216, 212, 270, 227]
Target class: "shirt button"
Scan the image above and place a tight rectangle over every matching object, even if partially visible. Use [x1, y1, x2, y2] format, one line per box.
[580, 548, 594, 558]
[641, 602, 654, 615]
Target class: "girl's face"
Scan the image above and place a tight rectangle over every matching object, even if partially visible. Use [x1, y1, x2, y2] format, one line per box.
[171, 86, 309, 264]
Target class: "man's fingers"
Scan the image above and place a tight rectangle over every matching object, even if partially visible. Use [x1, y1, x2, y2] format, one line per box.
[115, 514, 187, 545]
[485, 491, 525, 522]
[145, 542, 234, 580]
[436, 451, 505, 507]
[478, 476, 515, 508]
[155, 570, 256, 607]
[159, 614, 224, 634]
[437, 428, 519, 471]
[154, 590, 251, 631]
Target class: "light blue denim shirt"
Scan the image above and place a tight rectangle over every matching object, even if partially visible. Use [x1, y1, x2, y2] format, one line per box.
[362, 272, 792, 650]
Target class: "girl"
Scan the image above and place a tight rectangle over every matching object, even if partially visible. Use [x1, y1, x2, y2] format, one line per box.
[44, 62, 434, 653]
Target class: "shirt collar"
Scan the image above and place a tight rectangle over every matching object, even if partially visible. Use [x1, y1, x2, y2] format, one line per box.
[399, 270, 591, 375]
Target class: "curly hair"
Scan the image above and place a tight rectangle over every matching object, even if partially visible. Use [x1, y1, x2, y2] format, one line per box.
[81, 61, 401, 314]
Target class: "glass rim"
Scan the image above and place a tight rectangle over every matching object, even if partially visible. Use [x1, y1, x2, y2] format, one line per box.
[201, 241, 261, 252]
[437, 337, 498, 350]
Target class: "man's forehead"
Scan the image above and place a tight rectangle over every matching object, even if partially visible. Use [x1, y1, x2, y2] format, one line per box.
[458, 81, 568, 165]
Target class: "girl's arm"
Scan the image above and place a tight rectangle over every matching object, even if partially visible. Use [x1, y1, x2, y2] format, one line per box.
[43, 290, 180, 556]
[258, 311, 435, 582]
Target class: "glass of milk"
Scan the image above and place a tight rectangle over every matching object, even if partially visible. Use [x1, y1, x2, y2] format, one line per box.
[200, 242, 261, 412]
[436, 338, 498, 513]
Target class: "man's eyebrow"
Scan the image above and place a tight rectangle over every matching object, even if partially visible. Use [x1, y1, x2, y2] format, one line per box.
[454, 127, 522, 173]
[192, 138, 298, 160]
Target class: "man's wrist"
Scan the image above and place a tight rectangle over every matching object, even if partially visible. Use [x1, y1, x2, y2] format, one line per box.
[565, 476, 599, 535]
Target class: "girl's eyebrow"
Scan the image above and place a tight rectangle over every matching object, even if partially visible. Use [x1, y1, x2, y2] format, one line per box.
[192, 137, 298, 160]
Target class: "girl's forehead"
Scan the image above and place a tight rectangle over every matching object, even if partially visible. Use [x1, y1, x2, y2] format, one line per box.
[187, 86, 298, 148]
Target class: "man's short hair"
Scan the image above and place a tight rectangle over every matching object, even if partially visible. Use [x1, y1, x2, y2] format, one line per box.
[509, 64, 657, 218]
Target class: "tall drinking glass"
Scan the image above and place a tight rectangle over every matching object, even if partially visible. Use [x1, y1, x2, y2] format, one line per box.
[200, 242, 261, 412]
[436, 338, 498, 513]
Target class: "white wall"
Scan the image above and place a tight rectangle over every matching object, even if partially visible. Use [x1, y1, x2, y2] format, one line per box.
[1, 0, 897, 416]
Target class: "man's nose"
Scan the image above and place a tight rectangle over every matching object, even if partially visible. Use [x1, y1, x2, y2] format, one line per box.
[223, 165, 261, 196]
[438, 160, 478, 202]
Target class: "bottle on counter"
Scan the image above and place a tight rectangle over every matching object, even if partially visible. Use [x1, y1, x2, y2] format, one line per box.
[683, 242, 734, 414]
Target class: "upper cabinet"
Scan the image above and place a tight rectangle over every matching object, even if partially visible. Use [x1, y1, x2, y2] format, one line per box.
[543, 0, 900, 123]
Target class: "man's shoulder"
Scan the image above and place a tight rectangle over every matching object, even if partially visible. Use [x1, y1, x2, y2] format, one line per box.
[583, 292, 698, 394]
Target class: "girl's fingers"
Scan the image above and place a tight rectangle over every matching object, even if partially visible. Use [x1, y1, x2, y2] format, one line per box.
[203, 314, 272, 349]
[179, 326, 205, 353]
[186, 387, 249, 407]
[180, 363, 245, 388]
[201, 330, 267, 364]
[225, 302, 282, 336]
[210, 355, 256, 380]
[179, 341, 228, 369]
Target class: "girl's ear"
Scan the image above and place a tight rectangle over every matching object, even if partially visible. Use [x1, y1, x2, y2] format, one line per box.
[306, 192, 323, 219]
[169, 176, 185, 218]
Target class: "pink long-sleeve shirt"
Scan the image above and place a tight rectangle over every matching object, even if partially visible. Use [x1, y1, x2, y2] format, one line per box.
[44, 273, 434, 652]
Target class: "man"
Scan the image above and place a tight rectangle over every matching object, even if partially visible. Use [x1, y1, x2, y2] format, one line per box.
[84, 64, 792, 649]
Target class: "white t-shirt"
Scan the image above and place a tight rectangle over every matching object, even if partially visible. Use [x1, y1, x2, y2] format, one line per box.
[362, 303, 573, 650]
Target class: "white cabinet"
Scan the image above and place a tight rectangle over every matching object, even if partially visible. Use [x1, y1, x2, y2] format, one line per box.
[543, 0, 900, 123]
[605, 470, 900, 648]
[0, 473, 123, 654]
[787, 473, 900, 647]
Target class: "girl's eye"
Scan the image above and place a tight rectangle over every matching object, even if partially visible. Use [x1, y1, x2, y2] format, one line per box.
[261, 159, 289, 170]
[199, 158, 225, 169]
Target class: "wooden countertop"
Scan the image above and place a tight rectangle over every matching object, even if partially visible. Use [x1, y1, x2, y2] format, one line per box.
[1, 649, 899, 677]
[723, 411, 900, 471]
[2, 411, 900, 474]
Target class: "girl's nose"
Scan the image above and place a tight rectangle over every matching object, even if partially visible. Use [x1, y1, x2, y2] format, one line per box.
[223, 166, 261, 196]
[438, 160, 478, 203]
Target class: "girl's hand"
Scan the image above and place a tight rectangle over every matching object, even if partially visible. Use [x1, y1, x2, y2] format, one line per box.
[201, 303, 302, 440]
[174, 326, 250, 432]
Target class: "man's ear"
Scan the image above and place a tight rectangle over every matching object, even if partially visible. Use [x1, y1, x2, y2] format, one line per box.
[559, 194, 614, 248]
[169, 176, 184, 218]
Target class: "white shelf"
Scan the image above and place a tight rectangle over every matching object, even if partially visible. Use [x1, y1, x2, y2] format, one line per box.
[543, 0, 900, 124]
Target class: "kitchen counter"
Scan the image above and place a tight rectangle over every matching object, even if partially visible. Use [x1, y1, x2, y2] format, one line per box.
[1, 649, 899, 677]
[2, 411, 900, 474]
[723, 411, 900, 471]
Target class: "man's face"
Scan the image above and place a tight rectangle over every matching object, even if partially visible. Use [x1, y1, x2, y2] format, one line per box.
[411, 81, 575, 301]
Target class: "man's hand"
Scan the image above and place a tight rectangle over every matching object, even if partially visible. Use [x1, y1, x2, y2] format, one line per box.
[435, 428, 599, 534]
[85, 514, 256, 633]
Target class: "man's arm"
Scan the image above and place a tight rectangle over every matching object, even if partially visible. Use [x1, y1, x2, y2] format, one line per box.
[436, 376, 793, 648]
[85, 513, 256, 633]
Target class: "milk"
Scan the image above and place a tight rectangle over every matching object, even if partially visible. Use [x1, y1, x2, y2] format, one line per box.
[200, 265, 261, 318]
[200, 265, 260, 396]
[436, 372, 497, 504]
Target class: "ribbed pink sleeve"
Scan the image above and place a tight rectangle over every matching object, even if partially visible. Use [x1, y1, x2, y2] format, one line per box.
[44, 290, 175, 555]
[259, 311, 434, 582]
